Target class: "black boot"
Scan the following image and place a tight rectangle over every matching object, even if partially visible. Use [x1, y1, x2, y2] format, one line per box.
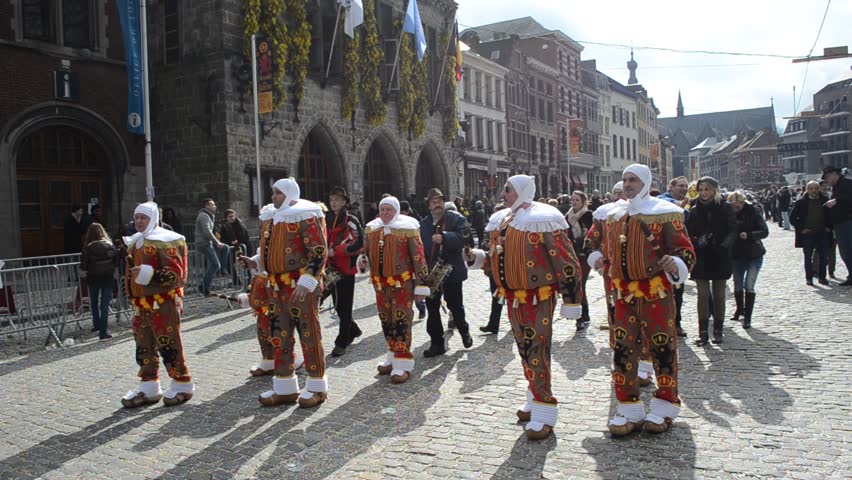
[711, 315, 724, 344]
[695, 317, 709, 346]
[743, 292, 755, 329]
[730, 291, 743, 321]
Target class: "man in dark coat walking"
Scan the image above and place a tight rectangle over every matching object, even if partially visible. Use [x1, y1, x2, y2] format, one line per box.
[420, 188, 473, 357]
[789, 181, 833, 286]
[821, 167, 852, 286]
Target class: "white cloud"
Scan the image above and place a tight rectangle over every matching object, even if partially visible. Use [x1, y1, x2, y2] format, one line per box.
[457, 0, 852, 127]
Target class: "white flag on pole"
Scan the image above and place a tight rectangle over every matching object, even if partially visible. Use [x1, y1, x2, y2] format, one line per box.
[338, 0, 363, 38]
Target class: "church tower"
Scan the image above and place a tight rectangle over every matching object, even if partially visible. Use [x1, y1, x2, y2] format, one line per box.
[627, 49, 638, 85]
[677, 90, 684, 118]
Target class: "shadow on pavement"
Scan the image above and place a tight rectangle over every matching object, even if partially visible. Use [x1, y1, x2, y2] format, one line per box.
[679, 327, 820, 427]
[491, 432, 557, 479]
[194, 323, 256, 355]
[455, 333, 516, 394]
[0, 407, 170, 480]
[0, 334, 134, 378]
[552, 329, 612, 381]
[581, 423, 697, 479]
[148, 350, 464, 479]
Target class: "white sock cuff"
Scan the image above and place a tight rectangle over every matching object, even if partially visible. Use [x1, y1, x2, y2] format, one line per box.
[530, 401, 558, 427]
[256, 359, 274, 371]
[139, 380, 162, 397]
[378, 351, 394, 367]
[305, 376, 328, 393]
[649, 397, 681, 421]
[164, 380, 194, 398]
[392, 356, 415, 373]
[518, 389, 534, 413]
[273, 375, 300, 395]
[616, 401, 646, 423]
[638, 360, 655, 376]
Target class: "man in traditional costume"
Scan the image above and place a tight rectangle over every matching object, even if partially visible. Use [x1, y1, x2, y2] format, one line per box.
[121, 202, 194, 408]
[357, 196, 430, 384]
[586, 164, 696, 436]
[467, 175, 583, 440]
[238, 178, 329, 408]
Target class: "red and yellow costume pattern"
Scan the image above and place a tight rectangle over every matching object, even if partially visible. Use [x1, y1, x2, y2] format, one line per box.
[362, 224, 429, 366]
[590, 211, 695, 406]
[126, 238, 190, 383]
[482, 209, 583, 408]
[257, 215, 328, 379]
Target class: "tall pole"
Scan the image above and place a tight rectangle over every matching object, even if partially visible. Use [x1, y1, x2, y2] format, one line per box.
[387, 21, 406, 96]
[251, 35, 263, 210]
[325, 5, 343, 81]
[140, 0, 153, 201]
[432, 12, 456, 110]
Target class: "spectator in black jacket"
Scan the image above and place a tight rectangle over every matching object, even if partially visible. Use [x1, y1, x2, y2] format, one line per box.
[820, 167, 852, 286]
[63, 204, 85, 254]
[778, 186, 792, 230]
[687, 177, 737, 346]
[728, 192, 768, 330]
[470, 200, 487, 247]
[789, 181, 833, 286]
[565, 191, 593, 330]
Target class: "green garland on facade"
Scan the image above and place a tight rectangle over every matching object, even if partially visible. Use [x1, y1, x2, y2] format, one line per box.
[440, 28, 459, 144]
[397, 24, 414, 135]
[285, 0, 311, 104]
[243, 0, 289, 108]
[341, 26, 360, 120]
[359, 0, 386, 127]
[411, 51, 429, 138]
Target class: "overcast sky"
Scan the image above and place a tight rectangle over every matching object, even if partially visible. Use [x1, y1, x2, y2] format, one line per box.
[456, 0, 852, 129]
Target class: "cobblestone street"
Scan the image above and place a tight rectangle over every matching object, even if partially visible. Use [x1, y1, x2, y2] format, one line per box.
[0, 224, 849, 480]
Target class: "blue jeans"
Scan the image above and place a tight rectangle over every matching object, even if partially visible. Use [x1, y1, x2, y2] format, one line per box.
[200, 243, 231, 293]
[781, 210, 791, 230]
[732, 257, 763, 293]
[88, 278, 114, 336]
[801, 232, 829, 281]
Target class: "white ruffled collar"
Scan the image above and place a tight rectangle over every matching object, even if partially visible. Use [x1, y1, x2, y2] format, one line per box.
[258, 203, 277, 222]
[593, 200, 627, 221]
[366, 213, 420, 234]
[484, 208, 511, 232]
[124, 226, 184, 248]
[272, 199, 323, 224]
[609, 195, 684, 220]
[508, 202, 568, 233]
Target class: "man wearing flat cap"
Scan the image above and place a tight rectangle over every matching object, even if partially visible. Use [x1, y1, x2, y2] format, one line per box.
[420, 188, 474, 357]
[821, 166, 852, 286]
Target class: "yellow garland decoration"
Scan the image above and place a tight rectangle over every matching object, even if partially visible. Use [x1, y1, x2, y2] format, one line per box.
[285, 0, 311, 103]
[359, 0, 385, 127]
[242, 0, 261, 59]
[411, 50, 429, 138]
[397, 21, 414, 135]
[341, 20, 360, 120]
[440, 28, 459, 144]
[243, 0, 289, 108]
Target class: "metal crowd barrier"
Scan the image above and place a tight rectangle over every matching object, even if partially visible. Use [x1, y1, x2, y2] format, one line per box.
[1, 245, 249, 349]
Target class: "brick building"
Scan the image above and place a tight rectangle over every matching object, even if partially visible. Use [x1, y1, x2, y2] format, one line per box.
[0, 0, 145, 258]
[2, 0, 460, 257]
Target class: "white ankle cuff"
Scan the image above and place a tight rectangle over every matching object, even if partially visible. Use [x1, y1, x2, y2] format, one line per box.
[649, 397, 681, 420]
[613, 401, 646, 423]
[255, 359, 274, 371]
[273, 375, 300, 395]
[392, 356, 414, 373]
[305, 376, 328, 393]
[164, 381, 194, 398]
[378, 351, 394, 368]
[638, 360, 655, 376]
[138, 380, 162, 397]
[530, 402, 558, 427]
[525, 421, 547, 432]
[518, 389, 534, 413]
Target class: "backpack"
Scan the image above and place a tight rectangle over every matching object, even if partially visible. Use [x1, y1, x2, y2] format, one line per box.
[86, 241, 117, 279]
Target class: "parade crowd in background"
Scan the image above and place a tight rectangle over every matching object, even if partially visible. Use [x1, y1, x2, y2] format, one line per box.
[59, 164, 851, 440]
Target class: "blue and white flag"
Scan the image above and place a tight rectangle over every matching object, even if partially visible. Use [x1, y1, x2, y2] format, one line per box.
[116, 0, 145, 135]
[402, 0, 426, 61]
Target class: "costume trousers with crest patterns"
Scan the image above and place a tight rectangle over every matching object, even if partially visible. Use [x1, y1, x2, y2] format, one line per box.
[255, 311, 275, 361]
[268, 286, 326, 378]
[133, 300, 191, 383]
[507, 295, 557, 405]
[374, 280, 415, 360]
[611, 294, 679, 404]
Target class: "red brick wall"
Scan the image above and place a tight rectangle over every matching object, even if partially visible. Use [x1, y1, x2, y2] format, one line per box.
[0, 45, 143, 165]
